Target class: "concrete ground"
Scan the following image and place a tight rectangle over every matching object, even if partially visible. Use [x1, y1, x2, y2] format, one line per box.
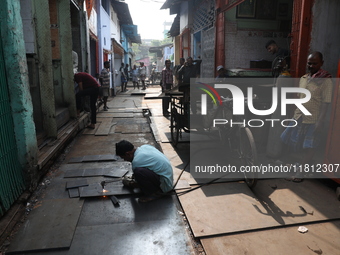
[145, 86, 340, 255]
[2, 83, 197, 255]
[2, 81, 340, 255]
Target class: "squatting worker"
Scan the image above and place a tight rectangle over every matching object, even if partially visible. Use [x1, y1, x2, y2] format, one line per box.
[74, 72, 100, 129]
[116, 140, 173, 203]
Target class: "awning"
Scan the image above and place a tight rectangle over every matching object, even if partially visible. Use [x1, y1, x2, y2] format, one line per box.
[111, 0, 133, 25]
[160, 0, 185, 10]
[89, 31, 98, 41]
[121, 24, 142, 44]
[112, 38, 124, 57]
[167, 15, 180, 37]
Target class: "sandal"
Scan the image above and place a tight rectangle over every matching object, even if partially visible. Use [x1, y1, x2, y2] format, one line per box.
[122, 177, 139, 189]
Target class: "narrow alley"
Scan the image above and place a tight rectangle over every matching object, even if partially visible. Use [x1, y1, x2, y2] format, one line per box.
[1, 0, 340, 254]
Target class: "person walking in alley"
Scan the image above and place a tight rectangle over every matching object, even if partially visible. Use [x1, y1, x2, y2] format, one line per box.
[124, 63, 130, 90]
[116, 140, 173, 203]
[120, 62, 127, 92]
[138, 62, 147, 90]
[74, 72, 100, 129]
[99, 61, 110, 111]
[131, 64, 139, 89]
[280, 51, 333, 182]
[161, 59, 173, 117]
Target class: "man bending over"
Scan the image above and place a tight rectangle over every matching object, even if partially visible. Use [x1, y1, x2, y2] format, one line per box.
[116, 140, 173, 202]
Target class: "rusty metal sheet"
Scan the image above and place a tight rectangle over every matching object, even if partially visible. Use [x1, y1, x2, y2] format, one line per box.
[97, 112, 134, 118]
[64, 168, 128, 178]
[66, 179, 88, 189]
[68, 156, 84, 163]
[95, 119, 117, 136]
[61, 161, 131, 172]
[201, 221, 340, 255]
[98, 154, 118, 161]
[179, 180, 340, 238]
[79, 183, 141, 197]
[68, 188, 80, 198]
[68, 154, 118, 163]
[6, 199, 84, 253]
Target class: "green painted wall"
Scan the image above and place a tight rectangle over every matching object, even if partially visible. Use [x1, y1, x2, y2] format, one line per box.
[58, 0, 77, 117]
[0, 0, 38, 184]
[33, 0, 57, 138]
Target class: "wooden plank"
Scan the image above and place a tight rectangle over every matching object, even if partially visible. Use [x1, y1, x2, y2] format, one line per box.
[174, 180, 191, 190]
[178, 180, 340, 238]
[6, 199, 84, 253]
[178, 182, 271, 237]
[201, 221, 340, 255]
[144, 92, 163, 99]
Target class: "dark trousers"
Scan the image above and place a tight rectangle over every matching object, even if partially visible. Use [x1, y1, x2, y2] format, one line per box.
[162, 83, 172, 115]
[76, 87, 99, 124]
[134, 167, 161, 195]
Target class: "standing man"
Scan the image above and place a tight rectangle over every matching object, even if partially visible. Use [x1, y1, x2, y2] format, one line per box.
[124, 64, 130, 91]
[74, 72, 100, 129]
[131, 64, 139, 89]
[120, 62, 127, 92]
[116, 140, 173, 203]
[100, 61, 110, 111]
[138, 62, 147, 90]
[281, 51, 333, 181]
[161, 59, 173, 117]
[173, 57, 185, 86]
[178, 56, 200, 114]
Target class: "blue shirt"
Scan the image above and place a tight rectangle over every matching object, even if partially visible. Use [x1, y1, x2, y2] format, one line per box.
[132, 145, 173, 192]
